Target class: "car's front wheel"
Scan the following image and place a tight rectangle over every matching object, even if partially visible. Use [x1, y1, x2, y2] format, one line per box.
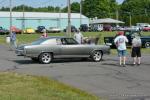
[39, 52, 52, 64]
[91, 50, 102, 62]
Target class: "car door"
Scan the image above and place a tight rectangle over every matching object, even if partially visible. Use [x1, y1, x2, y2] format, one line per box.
[60, 38, 91, 57]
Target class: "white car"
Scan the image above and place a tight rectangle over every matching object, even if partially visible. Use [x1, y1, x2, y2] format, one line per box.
[48, 27, 61, 33]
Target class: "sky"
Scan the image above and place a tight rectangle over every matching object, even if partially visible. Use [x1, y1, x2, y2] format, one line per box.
[0, 0, 124, 8]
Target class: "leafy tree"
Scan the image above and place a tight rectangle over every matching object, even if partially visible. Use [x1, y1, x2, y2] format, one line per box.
[62, 2, 80, 13]
[82, 0, 118, 18]
[120, 0, 150, 25]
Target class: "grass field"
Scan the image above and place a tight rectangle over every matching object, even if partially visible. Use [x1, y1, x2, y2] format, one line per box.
[0, 72, 99, 100]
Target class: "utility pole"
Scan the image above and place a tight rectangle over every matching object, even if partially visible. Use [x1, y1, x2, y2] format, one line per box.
[22, 4, 25, 33]
[116, 9, 119, 26]
[67, 0, 71, 37]
[9, 0, 12, 35]
[58, 4, 62, 29]
[129, 12, 132, 27]
[145, 9, 148, 16]
[116, 9, 119, 20]
[80, 0, 84, 26]
[80, 0, 82, 26]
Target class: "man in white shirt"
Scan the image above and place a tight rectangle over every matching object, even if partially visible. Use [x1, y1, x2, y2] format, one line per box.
[74, 29, 83, 44]
[114, 31, 128, 67]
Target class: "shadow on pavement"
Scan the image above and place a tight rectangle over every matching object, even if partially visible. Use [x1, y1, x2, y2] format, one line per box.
[12, 58, 95, 64]
[13, 60, 39, 64]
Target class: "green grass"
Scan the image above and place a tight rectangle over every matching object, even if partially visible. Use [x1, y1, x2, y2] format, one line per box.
[0, 72, 99, 100]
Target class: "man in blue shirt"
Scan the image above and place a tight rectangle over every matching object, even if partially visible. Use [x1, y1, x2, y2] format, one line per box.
[10, 30, 17, 50]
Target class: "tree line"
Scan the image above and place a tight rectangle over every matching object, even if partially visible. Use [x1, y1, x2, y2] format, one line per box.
[0, 0, 150, 26]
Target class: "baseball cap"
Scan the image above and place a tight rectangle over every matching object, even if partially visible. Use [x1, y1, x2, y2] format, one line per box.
[117, 31, 124, 35]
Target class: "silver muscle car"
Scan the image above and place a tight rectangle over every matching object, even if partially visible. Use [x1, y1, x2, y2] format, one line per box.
[16, 36, 110, 64]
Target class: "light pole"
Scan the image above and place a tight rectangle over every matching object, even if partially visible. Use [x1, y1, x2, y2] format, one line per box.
[22, 4, 25, 33]
[67, 0, 71, 37]
[9, 0, 12, 35]
[129, 12, 132, 27]
[58, 4, 63, 29]
[80, 0, 84, 26]
[125, 12, 132, 27]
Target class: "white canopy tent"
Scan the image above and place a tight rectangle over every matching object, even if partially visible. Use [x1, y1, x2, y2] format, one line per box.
[90, 18, 124, 24]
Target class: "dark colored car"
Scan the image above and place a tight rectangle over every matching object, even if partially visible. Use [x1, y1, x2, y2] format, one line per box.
[63, 25, 77, 32]
[0, 26, 9, 35]
[103, 25, 112, 31]
[36, 26, 46, 33]
[104, 30, 150, 48]
[80, 24, 88, 32]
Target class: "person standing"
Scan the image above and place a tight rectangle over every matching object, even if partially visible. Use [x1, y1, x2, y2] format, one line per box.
[74, 29, 83, 44]
[131, 33, 142, 65]
[41, 29, 48, 38]
[114, 31, 128, 67]
[10, 30, 17, 50]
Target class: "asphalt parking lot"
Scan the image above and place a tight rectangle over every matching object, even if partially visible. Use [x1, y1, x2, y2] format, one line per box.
[0, 45, 150, 100]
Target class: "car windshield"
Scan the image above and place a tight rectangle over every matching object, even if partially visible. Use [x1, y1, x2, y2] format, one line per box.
[31, 38, 46, 45]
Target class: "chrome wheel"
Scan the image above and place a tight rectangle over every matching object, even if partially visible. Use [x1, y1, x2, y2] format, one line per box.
[145, 42, 150, 48]
[39, 53, 52, 64]
[92, 51, 102, 62]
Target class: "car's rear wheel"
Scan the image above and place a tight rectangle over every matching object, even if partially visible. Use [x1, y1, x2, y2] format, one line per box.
[145, 42, 150, 48]
[39, 52, 52, 64]
[91, 50, 102, 62]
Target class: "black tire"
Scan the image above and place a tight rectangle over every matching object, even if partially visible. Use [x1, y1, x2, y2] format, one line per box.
[39, 52, 52, 64]
[91, 50, 102, 62]
[145, 42, 150, 48]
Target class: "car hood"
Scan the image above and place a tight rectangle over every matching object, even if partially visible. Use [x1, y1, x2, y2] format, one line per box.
[17, 44, 31, 50]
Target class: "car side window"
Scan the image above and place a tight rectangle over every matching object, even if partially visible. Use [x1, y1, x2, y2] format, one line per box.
[61, 38, 67, 45]
[65, 38, 78, 45]
[56, 39, 62, 45]
[61, 38, 78, 45]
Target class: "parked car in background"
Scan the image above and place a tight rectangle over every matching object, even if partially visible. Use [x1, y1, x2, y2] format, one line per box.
[103, 25, 112, 31]
[104, 30, 150, 48]
[89, 24, 103, 32]
[80, 24, 88, 32]
[63, 25, 77, 32]
[142, 25, 150, 31]
[136, 23, 150, 30]
[11, 26, 22, 34]
[16, 36, 110, 64]
[0, 26, 9, 35]
[125, 26, 140, 31]
[36, 26, 46, 33]
[23, 27, 35, 34]
[48, 27, 61, 33]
